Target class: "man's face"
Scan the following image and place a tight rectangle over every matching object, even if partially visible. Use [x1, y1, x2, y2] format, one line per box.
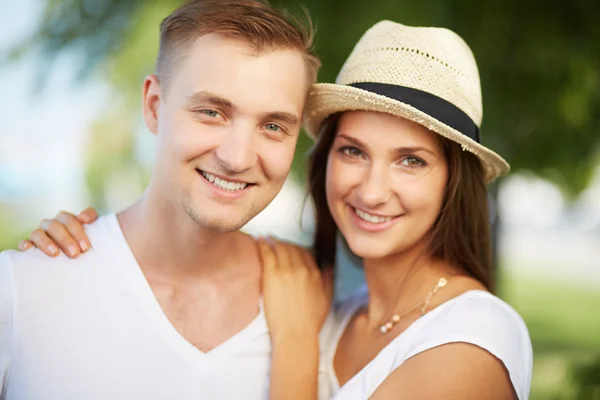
[144, 34, 308, 232]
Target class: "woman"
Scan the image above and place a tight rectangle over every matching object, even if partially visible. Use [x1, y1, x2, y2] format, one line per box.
[20, 21, 532, 399]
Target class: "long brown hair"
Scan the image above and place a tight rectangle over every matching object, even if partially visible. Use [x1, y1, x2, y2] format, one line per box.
[307, 113, 494, 291]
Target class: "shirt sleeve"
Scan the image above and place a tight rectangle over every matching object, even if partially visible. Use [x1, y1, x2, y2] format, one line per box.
[0, 252, 15, 393]
[400, 293, 533, 400]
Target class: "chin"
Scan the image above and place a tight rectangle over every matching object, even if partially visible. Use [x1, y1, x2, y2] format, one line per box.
[345, 238, 395, 261]
[192, 212, 250, 232]
[345, 232, 426, 262]
[204, 219, 247, 233]
[183, 203, 254, 233]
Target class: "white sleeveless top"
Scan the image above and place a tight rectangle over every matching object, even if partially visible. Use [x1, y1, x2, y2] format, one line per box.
[324, 285, 533, 400]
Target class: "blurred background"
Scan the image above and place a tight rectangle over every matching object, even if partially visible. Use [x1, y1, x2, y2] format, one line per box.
[0, 0, 599, 398]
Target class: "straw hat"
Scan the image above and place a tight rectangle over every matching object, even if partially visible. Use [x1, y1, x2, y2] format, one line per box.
[304, 20, 509, 182]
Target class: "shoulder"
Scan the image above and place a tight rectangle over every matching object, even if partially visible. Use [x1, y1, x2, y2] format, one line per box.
[1, 244, 88, 277]
[81, 213, 120, 244]
[0, 251, 15, 310]
[403, 291, 532, 399]
[415, 291, 531, 351]
[6, 213, 116, 265]
[0, 253, 15, 379]
[0, 252, 16, 355]
[2, 214, 120, 287]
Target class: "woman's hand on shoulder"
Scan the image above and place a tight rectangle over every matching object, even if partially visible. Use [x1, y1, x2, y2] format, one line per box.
[257, 237, 334, 343]
[17, 207, 99, 258]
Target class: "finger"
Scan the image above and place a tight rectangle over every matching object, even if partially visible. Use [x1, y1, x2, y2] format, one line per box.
[78, 207, 98, 223]
[300, 248, 319, 270]
[267, 237, 290, 269]
[40, 219, 80, 258]
[257, 239, 277, 271]
[285, 243, 305, 269]
[30, 229, 60, 257]
[18, 240, 33, 251]
[56, 211, 91, 252]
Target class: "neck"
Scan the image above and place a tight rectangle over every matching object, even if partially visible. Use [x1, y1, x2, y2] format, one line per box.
[117, 189, 259, 284]
[362, 242, 449, 327]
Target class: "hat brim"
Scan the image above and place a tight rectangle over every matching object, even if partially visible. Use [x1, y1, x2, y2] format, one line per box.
[304, 83, 509, 183]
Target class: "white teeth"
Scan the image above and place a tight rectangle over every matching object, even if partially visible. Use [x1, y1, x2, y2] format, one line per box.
[201, 171, 248, 192]
[355, 208, 393, 224]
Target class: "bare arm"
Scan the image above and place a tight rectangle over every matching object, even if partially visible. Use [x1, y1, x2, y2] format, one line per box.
[257, 238, 333, 400]
[270, 334, 321, 400]
[369, 342, 517, 400]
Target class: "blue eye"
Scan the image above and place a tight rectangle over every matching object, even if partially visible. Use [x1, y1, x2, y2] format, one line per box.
[400, 156, 426, 167]
[265, 123, 281, 132]
[200, 109, 219, 118]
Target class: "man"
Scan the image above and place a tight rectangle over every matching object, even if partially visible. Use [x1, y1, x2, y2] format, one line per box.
[0, 1, 324, 398]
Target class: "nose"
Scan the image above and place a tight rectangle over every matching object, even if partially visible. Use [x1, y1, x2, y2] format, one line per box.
[215, 124, 257, 173]
[356, 163, 392, 208]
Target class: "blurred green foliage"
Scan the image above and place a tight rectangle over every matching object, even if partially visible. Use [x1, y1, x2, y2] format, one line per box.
[9, 0, 600, 200]
[5, 0, 600, 199]
[500, 269, 600, 399]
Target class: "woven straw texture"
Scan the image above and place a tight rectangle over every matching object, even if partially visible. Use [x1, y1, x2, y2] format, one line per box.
[304, 20, 509, 182]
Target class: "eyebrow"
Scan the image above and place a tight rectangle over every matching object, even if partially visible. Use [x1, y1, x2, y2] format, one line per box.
[185, 91, 299, 126]
[336, 133, 439, 157]
[186, 91, 235, 110]
[257, 111, 299, 126]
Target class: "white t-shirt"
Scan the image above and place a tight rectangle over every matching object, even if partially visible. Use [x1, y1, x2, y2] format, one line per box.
[324, 286, 533, 400]
[0, 214, 332, 400]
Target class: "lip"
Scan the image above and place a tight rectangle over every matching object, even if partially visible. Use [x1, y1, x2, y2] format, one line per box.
[347, 205, 403, 232]
[197, 169, 253, 184]
[196, 169, 254, 200]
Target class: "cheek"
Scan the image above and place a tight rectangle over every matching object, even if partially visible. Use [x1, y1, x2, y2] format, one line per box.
[158, 109, 220, 162]
[325, 156, 360, 212]
[258, 139, 297, 182]
[399, 171, 447, 219]
[325, 155, 342, 205]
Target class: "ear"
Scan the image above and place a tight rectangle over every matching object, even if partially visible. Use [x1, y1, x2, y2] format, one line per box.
[142, 74, 162, 135]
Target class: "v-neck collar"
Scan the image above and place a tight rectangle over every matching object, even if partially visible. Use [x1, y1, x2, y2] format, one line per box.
[104, 213, 268, 369]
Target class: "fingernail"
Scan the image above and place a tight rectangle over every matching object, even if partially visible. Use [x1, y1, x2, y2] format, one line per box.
[80, 241, 89, 252]
[48, 244, 59, 255]
[68, 245, 78, 256]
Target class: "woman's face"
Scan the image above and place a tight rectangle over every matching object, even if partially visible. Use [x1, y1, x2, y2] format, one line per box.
[326, 111, 449, 260]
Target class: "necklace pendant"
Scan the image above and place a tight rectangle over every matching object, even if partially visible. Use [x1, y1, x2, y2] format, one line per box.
[380, 322, 393, 333]
[379, 277, 449, 334]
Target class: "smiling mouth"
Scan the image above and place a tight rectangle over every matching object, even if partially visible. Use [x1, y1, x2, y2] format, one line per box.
[353, 207, 401, 224]
[197, 169, 253, 192]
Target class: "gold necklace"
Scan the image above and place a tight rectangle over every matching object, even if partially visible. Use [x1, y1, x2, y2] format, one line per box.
[379, 277, 448, 334]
